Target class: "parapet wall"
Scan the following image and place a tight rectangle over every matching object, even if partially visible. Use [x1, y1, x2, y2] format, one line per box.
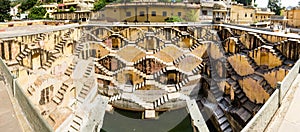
[242, 59, 300, 131]
[0, 20, 69, 28]
[0, 58, 53, 131]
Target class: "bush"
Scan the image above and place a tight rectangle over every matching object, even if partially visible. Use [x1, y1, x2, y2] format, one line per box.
[93, 0, 106, 11]
[165, 16, 183, 22]
[19, 0, 37, 13]
[0, 0, 11, 22]
[69, 6, 76, 12]
[28, 7, 47, 19]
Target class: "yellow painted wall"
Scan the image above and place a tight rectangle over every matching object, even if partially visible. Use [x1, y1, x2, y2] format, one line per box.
[230, 5, 255, 24]
[285, 9, 300, 27]
[103, 4, 200, 22]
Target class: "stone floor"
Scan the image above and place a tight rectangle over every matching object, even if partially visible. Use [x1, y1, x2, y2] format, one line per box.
[0, 81, 22, 132]
[266, 75, 300, 132]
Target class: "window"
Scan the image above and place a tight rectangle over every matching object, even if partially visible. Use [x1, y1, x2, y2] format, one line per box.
[152, 11, 156, 16]
[178, 12, 181, 16]
[140, 11, 145, 16]
[250, 13, 252, 17]
[245, 13, 247, 17]
[114, 9, 116, 12]
[163, 11, 167, 16]
[256, 16, 258, 19]
[264, 16, 266, 18]
[202, 10, 208, 15]
[126, 12, 131, 17]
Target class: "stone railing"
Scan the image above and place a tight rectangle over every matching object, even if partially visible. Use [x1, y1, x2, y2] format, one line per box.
[0, 58, 53, 132]
[242, 59, 300, 131]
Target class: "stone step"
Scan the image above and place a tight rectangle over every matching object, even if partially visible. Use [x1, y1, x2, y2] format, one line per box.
[52, 96, 62, 105]
[44, 62, 52, 67]
[27, 87, 35, 95]
[218, 116, 227, 125]
[61, 84, 68, 91]
[243, 101, 256, 113]
[237, 107, 252, 123]
[214, 107, 224, 119]
[70, 121, 80, 131]
[16, 56, 22, 61]
[220, 122, 230, 131]
[56, 92, 64, 100]
[24, 48, 31, 53]
[223, 127, 233, 132]
[19, 54, 25, 58]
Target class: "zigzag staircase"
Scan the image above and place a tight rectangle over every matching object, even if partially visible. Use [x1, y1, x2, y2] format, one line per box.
[52, 83, 69, 105]
[68, 114, 83, 132]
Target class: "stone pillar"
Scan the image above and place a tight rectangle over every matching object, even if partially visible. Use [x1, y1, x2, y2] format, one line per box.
[0, 42, 2, 59]
[11, 41, 19, 60]
[4, 41, 9, 60]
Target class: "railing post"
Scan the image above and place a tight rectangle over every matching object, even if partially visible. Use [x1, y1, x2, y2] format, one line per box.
[276, 82, 282, 107]
[12, 75, 16, 97]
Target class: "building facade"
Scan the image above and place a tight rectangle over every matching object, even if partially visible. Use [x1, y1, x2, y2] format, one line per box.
[40, 4, 58, 18]
[284, 8, 300, 28]
[229, 3, 274, 25]
[92, 2, 201, 22]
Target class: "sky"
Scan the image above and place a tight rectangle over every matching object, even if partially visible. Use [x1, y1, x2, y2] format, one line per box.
[256, 0, 299, 8]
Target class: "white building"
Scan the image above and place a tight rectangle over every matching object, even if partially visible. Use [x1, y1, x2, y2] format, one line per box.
[40, 4, 58, 18]
[10, 4, 21, 17]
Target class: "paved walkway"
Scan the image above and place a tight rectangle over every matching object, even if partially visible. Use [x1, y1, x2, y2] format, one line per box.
[0, 24, 79, 39]
[0, 81, 22, 131]
[186, 99, 209, 132]
[220, 24, 300, 39]
[266, 74, 300, 132]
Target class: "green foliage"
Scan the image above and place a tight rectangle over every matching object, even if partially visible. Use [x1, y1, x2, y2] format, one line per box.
[186, 10, 197, 22]
[28, 7, 47, 19]
[158, 0, 171, 2]
[44, 0, 55, 3]
[11, 1, 21, 7]
[19, 0, 37, 12]
[46, 13, 50, 19]
[158, 0, 182, 2]
[165, 16, 183, 22]
[69, 6, 76, 12]
[236, 0, 255, 6]
[0, 0, 12, 22]
[93, 0, 106, 11]
[268, 0, 282, 15]
[54, 0, 63, 3]
[115, 0, 132, 3]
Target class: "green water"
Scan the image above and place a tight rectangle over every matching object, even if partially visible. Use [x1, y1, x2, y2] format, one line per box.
[101, 108, 193, 132]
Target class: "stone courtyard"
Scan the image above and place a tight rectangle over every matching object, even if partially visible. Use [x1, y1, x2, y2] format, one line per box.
[0, 22, 299, 132]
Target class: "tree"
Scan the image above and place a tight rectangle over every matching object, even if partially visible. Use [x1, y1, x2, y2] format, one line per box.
[28, 7, 47, 19]
[19, 0, 37, 13]
[93, 0, 106, 11]
[186, 10, 198, 22]
[165, 16, 183, 22]
[268, 0, 282, 15]
[69, 6, 76, 12]
[0, 0, 11, 22]
[45, 0, 55, 3]
[45, 13, 50, 19]
[236, 0, 255, 6]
